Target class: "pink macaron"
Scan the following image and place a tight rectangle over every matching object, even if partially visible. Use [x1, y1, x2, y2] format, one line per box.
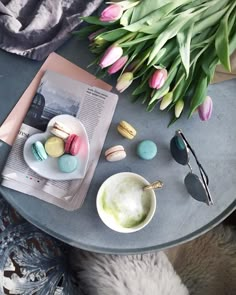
[105, 145, 126, 162]
[65, 134, 81, 156]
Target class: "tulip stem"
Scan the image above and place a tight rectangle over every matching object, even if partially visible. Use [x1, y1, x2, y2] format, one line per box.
[133, 50, 151, 74]
[116, 32, 138, 45]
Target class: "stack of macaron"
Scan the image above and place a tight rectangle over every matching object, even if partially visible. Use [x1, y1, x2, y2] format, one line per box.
[105, 120, 158, 162]
[31, 121, 81, 173]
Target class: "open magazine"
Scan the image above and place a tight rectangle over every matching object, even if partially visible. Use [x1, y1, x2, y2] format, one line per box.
[1, 70, 118, 210]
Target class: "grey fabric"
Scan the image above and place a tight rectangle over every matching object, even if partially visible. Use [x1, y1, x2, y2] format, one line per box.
[0, 0, 103, 60]
[0, 140, 11, 175]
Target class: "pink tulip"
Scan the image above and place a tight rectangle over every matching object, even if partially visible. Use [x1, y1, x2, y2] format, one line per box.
[99, 4, 123, 22]
[198, 96, 213, 121]
[108, 55, 128, 74]
[116, 72, 133, 93]
[99, 45, 123, 69]
[149, 69, 168, 89]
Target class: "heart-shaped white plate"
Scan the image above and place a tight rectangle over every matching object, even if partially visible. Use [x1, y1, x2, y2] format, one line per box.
[23, 114, 90, 180]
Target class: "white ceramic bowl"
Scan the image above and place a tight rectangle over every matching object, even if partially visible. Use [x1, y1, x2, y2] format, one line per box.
[96, 172, 156, 233]
[23, 114, 90, 180]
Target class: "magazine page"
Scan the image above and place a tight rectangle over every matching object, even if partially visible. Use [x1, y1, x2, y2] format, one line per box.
[1, 70, 118, 210]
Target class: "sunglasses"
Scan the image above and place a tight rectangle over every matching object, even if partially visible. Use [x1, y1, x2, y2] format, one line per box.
[170, 130, 213, 206]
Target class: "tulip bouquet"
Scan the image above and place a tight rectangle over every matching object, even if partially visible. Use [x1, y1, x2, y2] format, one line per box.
[75, 0, 236, 123]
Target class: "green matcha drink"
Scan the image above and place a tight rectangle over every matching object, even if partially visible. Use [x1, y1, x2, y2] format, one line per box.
[99, 174, 153, 228]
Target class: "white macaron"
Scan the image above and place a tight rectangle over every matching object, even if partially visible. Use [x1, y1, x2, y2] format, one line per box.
[105, 145, 126, 162]
[50, 121, 71, 140]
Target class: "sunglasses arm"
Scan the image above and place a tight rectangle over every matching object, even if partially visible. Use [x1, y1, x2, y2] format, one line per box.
[180, 132, 209, 185]
[176, 130, 213, 205]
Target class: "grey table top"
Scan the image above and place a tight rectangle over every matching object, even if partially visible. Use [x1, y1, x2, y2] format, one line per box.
[0, 37, 236, 254]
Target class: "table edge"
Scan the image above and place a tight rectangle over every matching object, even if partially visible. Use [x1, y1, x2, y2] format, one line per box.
[1, 188, 235, 254]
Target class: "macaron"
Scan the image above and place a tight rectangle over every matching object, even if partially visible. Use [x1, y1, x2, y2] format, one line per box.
[58, 154, 78, 173]
[105, 145, 126, 162]
[44, 136, 65, 158]
[136, 140, 157, 160]
[31, 141, 48, 161]
[65, 134, 80, 156]
[117, 120, 137, 140]
[50, 121, 71, 140]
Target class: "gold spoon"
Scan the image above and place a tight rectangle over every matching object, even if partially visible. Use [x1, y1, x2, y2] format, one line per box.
[143, 180, 163, 191]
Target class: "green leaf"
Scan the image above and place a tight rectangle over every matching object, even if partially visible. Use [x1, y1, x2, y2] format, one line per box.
[172, 73, 190, 104]
[123, 0, 191, 32]
[130, 0, 172, 23]
[168, 115, 179, 127]
[196, 0, 230, 20]
[228, 6, 236, 35]
[87, 56, 101, 68]
[130, 94, 141, 103]
[132, 77, 150, 95]
[192, 4, 229, 35]
[172, 78, 186, 103]
[208, 64, 217, 84]
[150, 48, 167, 65]
[148, 9, 196, 64]
[215, 20, 230, 71]
[146, 98, 160, 112]
[157, 42, 179, 67]
[142, 91, 152, 104]
[120, 34, 157, 47]
[191, 26, 216, 48]
[126, 41, 146, 63]
[215, 2, 236, 71]
[180, 0, 211, 11]
[122, 10, 168, 32]
[80, 16, 117, 26]
[90, 45, 108, 54]
[120, 7, 134, 26]
[139, 14, 175, 35]
[171, 46, 207, 104]
[120, 42, 147, 76]
[189, 74, 208, 116]
[200, 46, 219, 82]
[72, 25, 100, 39]
[99, 29, 127, 42]
[229, 15, 236, 54]
[177, 23, 193, 77]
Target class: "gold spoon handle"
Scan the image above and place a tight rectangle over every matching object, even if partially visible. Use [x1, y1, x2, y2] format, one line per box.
[144, 180, 163, 191]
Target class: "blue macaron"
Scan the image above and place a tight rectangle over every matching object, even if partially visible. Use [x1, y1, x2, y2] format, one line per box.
[136, 140, 157, 160]
[31, 141, 48, 161]
[58, 154, 78, 173]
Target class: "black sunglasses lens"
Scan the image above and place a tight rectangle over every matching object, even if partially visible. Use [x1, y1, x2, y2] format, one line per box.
[170, 135, 188, 165]
[184, 173, 209, 204]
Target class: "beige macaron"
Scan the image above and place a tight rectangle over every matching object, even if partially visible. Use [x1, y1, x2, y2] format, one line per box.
[117, 120, 137, 140]
[105, 145, 126, 162]
[44, 136, 65, 158]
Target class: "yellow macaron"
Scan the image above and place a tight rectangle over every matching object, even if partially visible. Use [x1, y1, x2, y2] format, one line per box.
[44, 136, 65, 158]
[117, 120, 137, 140]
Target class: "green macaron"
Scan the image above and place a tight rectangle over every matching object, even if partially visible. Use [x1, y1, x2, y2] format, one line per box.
[31, 141, 48, 161]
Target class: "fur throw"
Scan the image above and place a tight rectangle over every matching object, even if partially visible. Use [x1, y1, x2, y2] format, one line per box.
[70, 224, 236, 295]
[167, 225, 236, 295]
[70, 250, 188, 295]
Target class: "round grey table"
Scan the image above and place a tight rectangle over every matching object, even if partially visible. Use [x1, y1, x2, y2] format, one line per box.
[0, 38, 236, 254]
